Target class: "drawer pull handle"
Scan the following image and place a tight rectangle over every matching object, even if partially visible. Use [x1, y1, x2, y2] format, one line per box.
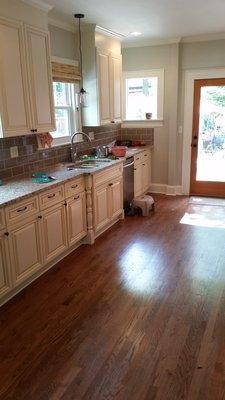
[4, 232, 9, 237]
[47, 193, 56, 199]
[38, 215, 42, 219]
[74, 195, 80, 200]
[71, 184, 78, 189]
[142, 164, 145, 166]
[108, 183, 113, 186]
[17, 206, 28, 213]
[64, 202, 67, 206]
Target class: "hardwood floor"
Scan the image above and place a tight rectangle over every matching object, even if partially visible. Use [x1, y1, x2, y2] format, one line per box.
[1, 195, 225, 400]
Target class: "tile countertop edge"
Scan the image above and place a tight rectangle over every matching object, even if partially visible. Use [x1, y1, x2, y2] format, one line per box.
[0, 146, 153, 208]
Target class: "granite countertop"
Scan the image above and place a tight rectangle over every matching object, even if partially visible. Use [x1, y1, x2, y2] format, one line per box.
[0, 145, 153, 208]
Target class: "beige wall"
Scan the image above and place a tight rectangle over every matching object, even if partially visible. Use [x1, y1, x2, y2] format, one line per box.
[122, 44, 179, 185]
[177, 39, 225, 184]
[48, 25, 79, 60]
[123, 39, 225, 187]
[0, 0, 48, 29]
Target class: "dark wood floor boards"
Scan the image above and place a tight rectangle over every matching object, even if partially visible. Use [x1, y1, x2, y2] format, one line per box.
[1, 195, 225, 399]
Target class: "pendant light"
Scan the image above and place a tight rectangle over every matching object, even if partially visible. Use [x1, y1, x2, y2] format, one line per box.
[74, 13, 88, 108]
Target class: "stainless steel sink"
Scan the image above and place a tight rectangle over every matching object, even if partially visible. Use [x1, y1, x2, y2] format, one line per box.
[66, 158, 112, 171]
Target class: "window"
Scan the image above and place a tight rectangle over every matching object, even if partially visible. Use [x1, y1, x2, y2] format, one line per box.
[52, 81, 79, 143]
[123, 69, 164, 121]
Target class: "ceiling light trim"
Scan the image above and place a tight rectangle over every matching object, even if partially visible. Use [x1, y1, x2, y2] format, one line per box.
[21, 0, 53, 12]
[96, 25, 125, 40]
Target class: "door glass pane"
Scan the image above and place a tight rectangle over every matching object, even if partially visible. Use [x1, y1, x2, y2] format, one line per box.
[197, 85, 225, 182]
[126, 77, 158, 120]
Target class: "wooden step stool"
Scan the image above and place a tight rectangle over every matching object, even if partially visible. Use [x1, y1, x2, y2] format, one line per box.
[132, 194, 155, 216]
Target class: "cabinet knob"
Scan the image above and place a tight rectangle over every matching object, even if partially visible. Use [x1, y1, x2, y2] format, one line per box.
[38, 215, 42, 219]
[108, 183, 113, 186]
[74, 195, 80, 200]
[4, 232, 9, 236]
[142, 164, 145, 166]
[64, 202, 67, 206]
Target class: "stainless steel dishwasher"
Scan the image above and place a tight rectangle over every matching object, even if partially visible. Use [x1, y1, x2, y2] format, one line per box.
[123, 156, 134, 214]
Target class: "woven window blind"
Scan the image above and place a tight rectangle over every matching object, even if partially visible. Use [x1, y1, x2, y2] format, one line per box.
[52, 62, 81, 83]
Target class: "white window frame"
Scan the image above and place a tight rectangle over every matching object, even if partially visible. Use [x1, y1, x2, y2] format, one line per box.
[52, 82, 81, 146]
[122, 69, 164, 127]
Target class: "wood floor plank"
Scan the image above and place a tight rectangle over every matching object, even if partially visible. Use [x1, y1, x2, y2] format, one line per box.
[1, 195, 225, 399]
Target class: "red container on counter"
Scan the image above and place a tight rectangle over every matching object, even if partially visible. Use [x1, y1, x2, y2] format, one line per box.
[111, 146, 127, 157]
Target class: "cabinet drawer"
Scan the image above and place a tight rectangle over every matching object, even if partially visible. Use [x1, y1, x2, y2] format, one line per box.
[93, 164, 123, 187]
[142, 150, 151, 161]
[39, 185, 64, 210]
[0, 209, 5, 231]
[5, 197, 39, 226]
[65, 177, 85, 199]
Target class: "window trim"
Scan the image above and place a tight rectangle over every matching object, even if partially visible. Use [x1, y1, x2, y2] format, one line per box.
[51, 82, 80, 146]
[122, 68, 164, 123]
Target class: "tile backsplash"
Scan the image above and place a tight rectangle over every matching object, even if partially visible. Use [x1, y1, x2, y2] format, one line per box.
[0, 124, 154, 181]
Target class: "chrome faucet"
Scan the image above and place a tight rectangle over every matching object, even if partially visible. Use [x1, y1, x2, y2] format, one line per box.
[71, 131, 92, 163]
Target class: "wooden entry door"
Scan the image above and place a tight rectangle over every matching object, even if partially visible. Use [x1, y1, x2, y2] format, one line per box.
[190, 78, 225, 197]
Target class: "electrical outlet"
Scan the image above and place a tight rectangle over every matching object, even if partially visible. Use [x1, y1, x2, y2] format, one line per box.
[88, 131, 94, 140]
[178, 126, 183, 135]
[10, 146, 18, 158]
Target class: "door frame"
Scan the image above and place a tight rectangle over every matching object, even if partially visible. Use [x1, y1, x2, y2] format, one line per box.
[182, 68, 225, 195]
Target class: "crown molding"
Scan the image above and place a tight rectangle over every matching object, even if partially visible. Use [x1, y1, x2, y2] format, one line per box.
[21, 0, 53, 12]
[48, 17, 75, 32]
[96, 25, 125, 41]
[122, 37, 181, 48]
[181, 32, 225, 43]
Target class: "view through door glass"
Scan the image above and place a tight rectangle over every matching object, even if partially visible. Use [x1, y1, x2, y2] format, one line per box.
[190, 78, 225, 197]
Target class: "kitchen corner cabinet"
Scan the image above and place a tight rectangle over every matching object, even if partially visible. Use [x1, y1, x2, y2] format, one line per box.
[0, 17, 55, 137]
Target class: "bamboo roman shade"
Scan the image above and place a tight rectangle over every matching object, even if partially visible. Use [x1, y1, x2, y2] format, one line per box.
[52, 61, 81, 83]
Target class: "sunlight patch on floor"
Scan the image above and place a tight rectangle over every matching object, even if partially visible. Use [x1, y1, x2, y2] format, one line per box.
[180, 209, 225, 229]
[119, 242, 163, 296]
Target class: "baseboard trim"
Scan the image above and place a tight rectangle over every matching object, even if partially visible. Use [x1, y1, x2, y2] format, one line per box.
[149, 183, 183, 196]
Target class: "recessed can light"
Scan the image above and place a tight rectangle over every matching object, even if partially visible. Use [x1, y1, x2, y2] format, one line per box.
[130, 31, 142, 36]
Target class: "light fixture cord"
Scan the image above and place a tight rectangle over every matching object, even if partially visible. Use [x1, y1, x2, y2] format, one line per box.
[78, 17, 83, 89]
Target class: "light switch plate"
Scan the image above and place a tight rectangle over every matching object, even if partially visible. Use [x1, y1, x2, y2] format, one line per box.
[10, 146, 18, 158]
[88, 131, 94, 140]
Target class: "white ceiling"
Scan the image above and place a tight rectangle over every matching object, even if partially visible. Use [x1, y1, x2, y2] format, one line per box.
[44, 0, 225, 44]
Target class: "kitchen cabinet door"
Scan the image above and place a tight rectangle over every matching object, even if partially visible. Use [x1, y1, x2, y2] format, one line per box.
[134, 163, 143, 197]
[110, 54, 122, 122]
[142, 160, 151, 192]
[42, 203, 68, 264]
[67, 192, 87, 247]
[94, 183, 111, 232]
[0, 18, 31, 136]
[9, 218, 43, 286]
[110, 178, 123, 219]
[0, 234, 12, 297]
[25, 26, 55, 133]
[97, 49, 110, 124]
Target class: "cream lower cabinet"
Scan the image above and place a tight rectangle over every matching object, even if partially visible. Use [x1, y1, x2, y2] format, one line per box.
[9, 216, 43, 286]
[41, 203, 68, 265]
[0, 233, 12, 296]
[134, 151, 151, 197]
[93, 176, 123, 233]
[67, 192, 87, 247]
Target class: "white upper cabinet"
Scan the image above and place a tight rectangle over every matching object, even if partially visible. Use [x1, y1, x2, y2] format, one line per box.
[0, 18, 31, 136]
[110, 54, 122, 122]
[97, 49, 111, 124]
[0, 17, 55, 137]
[25, 26, 55, 133]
